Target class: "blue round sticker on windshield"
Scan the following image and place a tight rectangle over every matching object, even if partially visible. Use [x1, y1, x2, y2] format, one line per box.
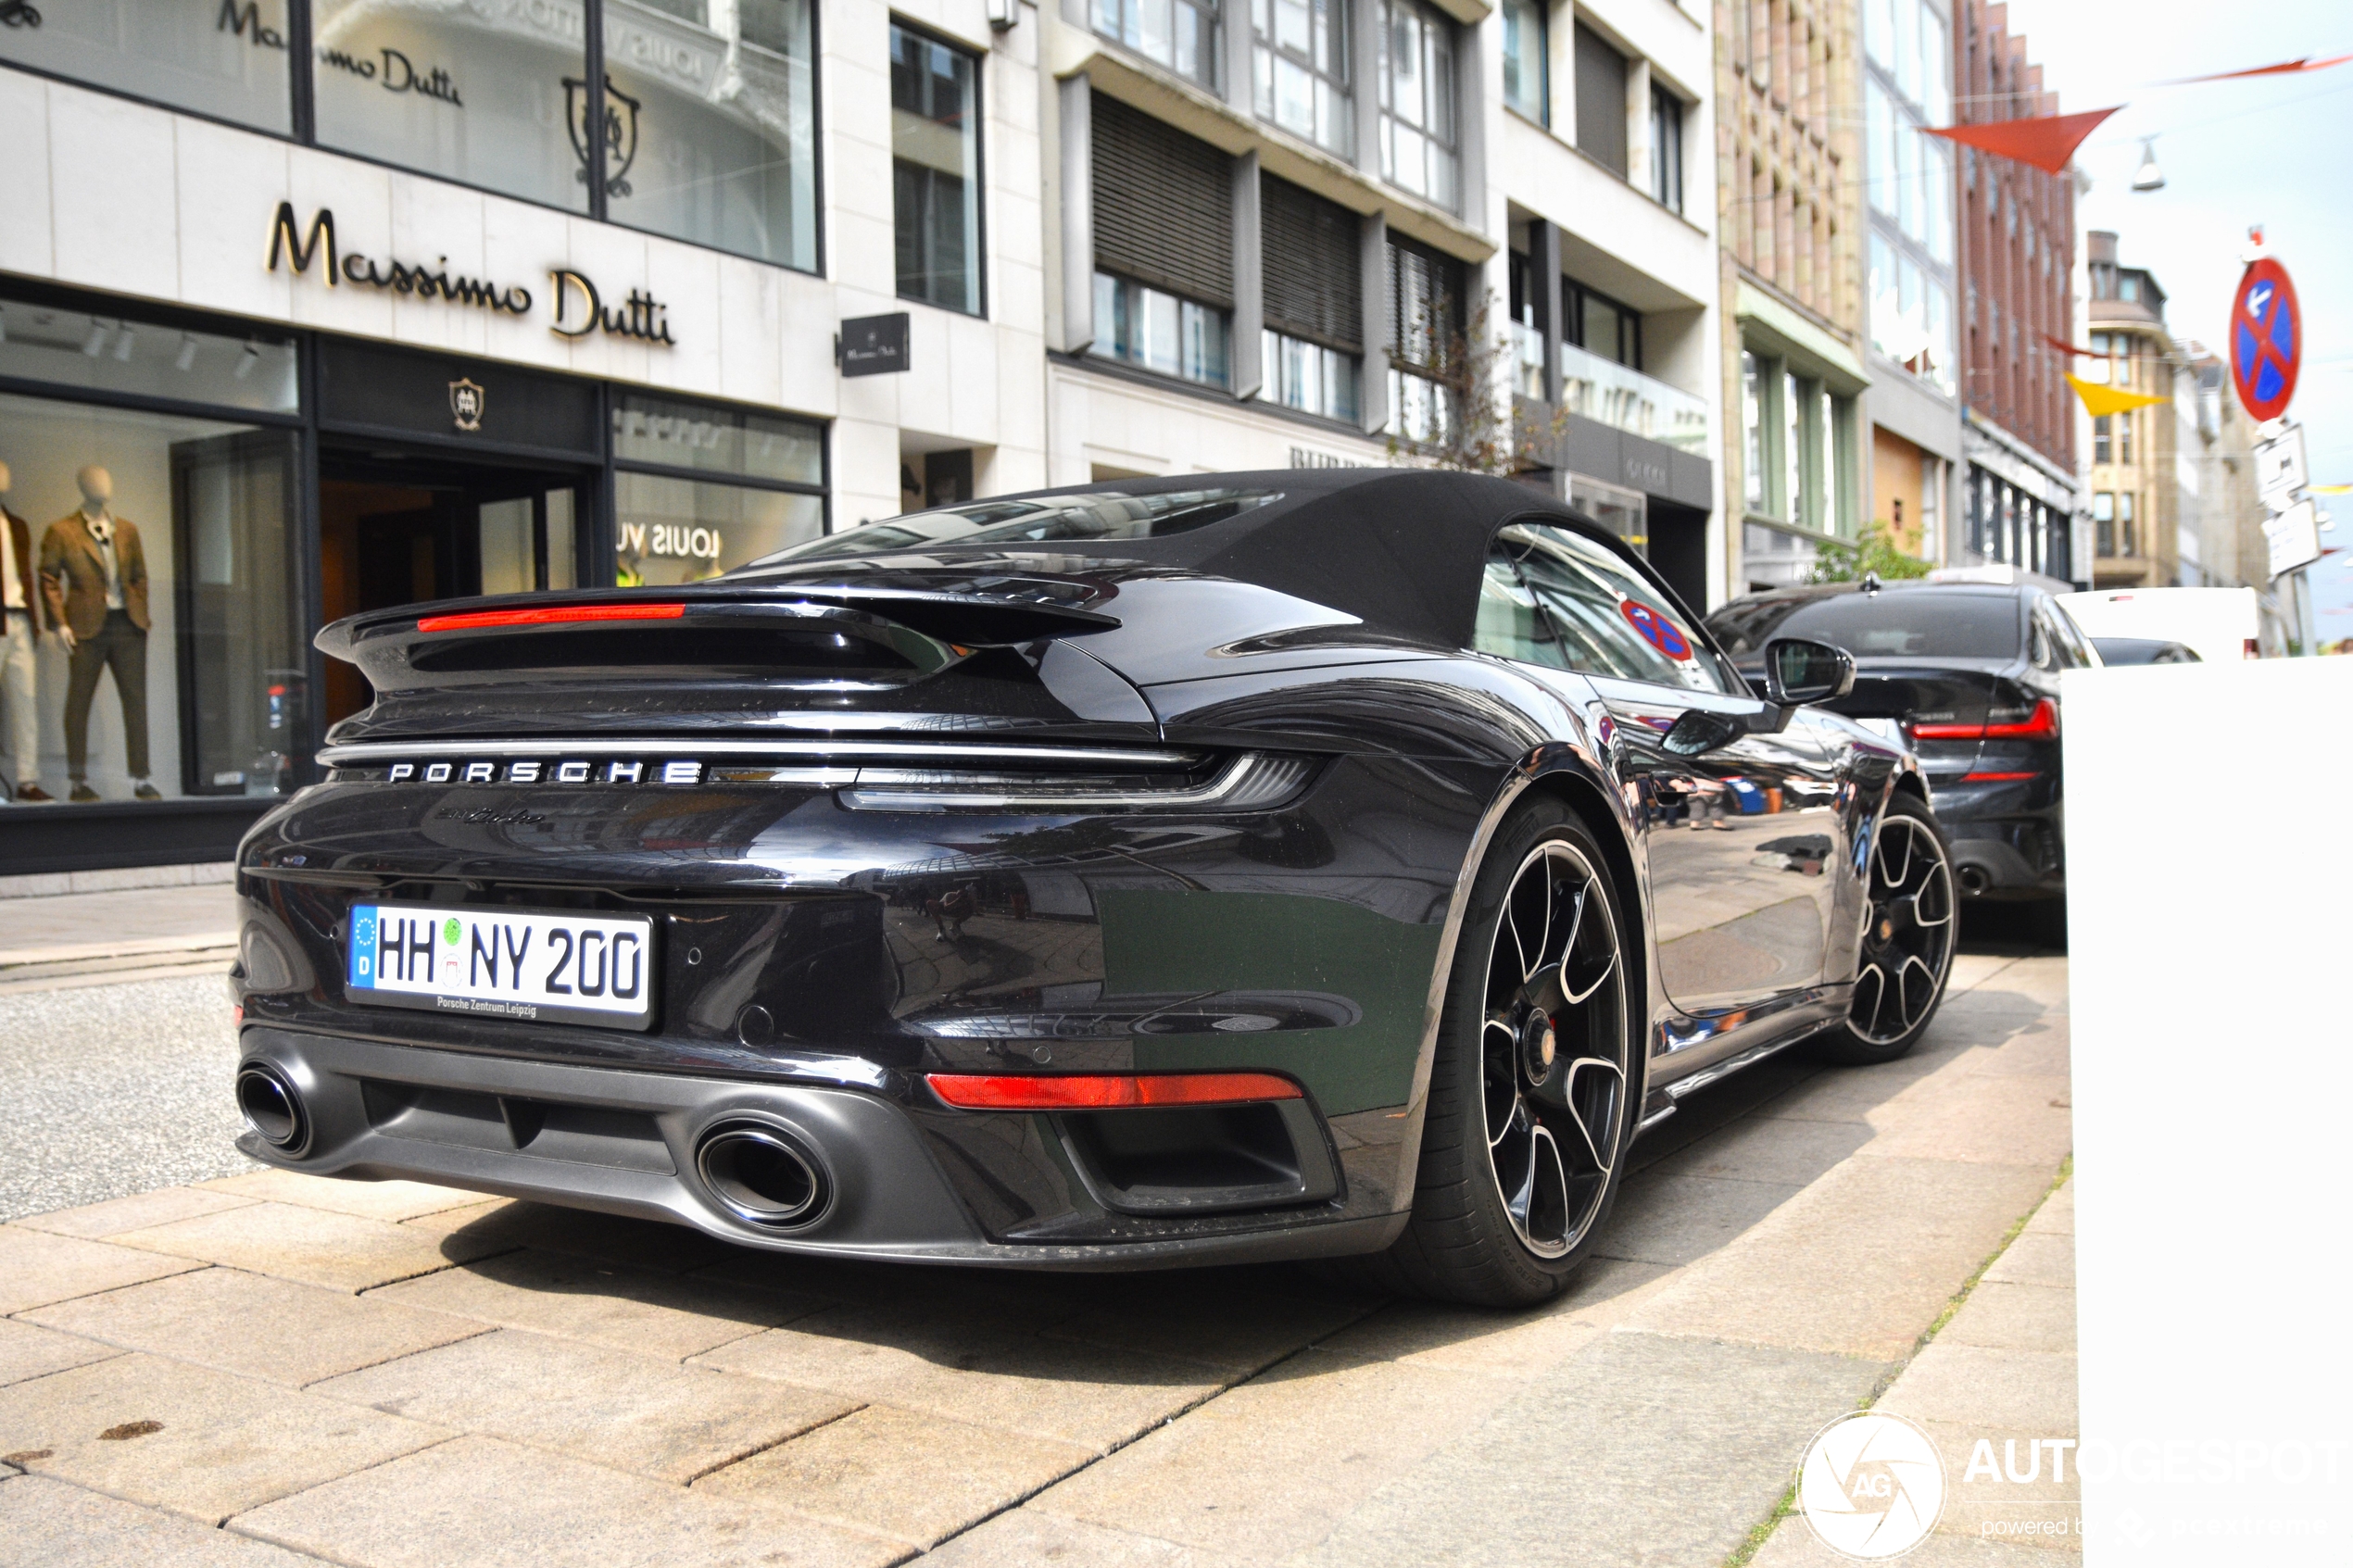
[1620, 598, 1692, 660]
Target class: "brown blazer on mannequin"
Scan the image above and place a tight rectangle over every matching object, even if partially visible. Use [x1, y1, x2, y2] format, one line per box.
[4, 509, 45, 629]
[39, 511, 149, 639]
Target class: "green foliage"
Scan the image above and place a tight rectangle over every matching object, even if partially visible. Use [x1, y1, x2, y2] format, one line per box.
[1806, 523, 1931, 584]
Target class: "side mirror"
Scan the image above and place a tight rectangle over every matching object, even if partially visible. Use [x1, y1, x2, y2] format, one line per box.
[1663, 709, 1744, 758]
[1762, 637, 1856, 707]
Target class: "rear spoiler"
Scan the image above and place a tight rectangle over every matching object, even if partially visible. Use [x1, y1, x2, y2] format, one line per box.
[320, 584, 1121, 693]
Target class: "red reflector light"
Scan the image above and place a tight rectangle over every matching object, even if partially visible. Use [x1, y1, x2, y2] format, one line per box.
[925, 1072, 1303, 1110]
[1962, 771, 2039, 783]
[1906, 721, 1984, 741]
[1982, 699, 2059, 740]
[417, 603, 687, 633]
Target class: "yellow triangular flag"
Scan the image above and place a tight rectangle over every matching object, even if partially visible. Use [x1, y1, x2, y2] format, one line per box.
[2065, 374, 2168, 417]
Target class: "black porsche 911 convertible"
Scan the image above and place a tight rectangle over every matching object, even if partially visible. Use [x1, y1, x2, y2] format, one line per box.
[231, 469, 1957, 1306]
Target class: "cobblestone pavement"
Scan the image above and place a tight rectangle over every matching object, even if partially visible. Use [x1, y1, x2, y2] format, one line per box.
[0, 975, 256, 1222]
[0, 941, 2074, 1567]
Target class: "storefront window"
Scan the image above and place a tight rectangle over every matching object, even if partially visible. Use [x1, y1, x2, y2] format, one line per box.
[611, 393, 823, 486]
[0, 391, 300, 804]
[612, 392, 825, 586]
[604, 0, 821, 271]
[0, 301, 298, 417]
[0, 0, 293, 133]
[312, 0, 588, 212]
[615, 475, 823, 586]
[892, 24, 982, 315]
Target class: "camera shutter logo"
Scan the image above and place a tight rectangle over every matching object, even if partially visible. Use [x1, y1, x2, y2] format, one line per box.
[1797, 1411, 1946, 1559]
[448, 378, 486, 433]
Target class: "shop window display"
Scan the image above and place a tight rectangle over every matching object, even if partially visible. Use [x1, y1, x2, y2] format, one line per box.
[0, 393, 300, 806]
[614, 473, 824, 586]
[612, 393, 825, 587]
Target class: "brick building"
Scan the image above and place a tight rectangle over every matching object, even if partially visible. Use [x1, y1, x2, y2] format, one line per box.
[1954, 0, 2083, 583]
[1718, 0, 1869, 592]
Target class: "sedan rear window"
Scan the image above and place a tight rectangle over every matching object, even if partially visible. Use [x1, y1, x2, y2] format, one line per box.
[741, 488, 1284, 566]
[1708, 592, 2022, 660]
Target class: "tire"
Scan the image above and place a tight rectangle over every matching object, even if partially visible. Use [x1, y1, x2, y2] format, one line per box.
[1353, 799, 1641, 1308]
[1813, 791, 1958, 1066]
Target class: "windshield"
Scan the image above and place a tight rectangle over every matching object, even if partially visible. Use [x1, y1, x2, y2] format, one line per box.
[1707, 591, 2022, 661]
[737, 487, 1285, 567]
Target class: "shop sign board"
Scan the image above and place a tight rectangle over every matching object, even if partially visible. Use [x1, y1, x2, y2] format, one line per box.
[265, 204, 678, 347]
[2262, 498, 2322, 580]
[2230, 257, 2301, 422]
[2253, 423, 2308, 510]
[839, 314, 911, 377]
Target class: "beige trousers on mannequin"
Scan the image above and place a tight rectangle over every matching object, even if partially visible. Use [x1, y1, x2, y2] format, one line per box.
[1, 611, 37, 786]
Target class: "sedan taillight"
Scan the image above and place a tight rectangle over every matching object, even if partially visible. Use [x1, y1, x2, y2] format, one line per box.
[1905, 698, 2059, 744]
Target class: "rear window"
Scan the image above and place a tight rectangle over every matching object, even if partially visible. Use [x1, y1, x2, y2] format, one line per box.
[1707, 592, 2022, 661]
[739, 488, 1284, 566]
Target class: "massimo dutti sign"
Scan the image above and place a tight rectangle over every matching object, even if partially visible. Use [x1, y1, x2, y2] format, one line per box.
[265, 204, 678, 346]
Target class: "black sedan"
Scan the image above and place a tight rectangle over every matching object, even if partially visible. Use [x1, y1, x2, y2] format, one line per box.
[2091, 636, 2199, 666]
[1706, 579, 2093, 903]
[232, 470, 1957, 1307]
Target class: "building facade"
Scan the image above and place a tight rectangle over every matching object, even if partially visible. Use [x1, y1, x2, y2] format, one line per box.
[1857, 0, 1958, 567]
[1716, 0, 1869, 594]
[0, 0, 1724, 875]
[2082, 231, 2176, 588]
[1954, 0, 2080, 584]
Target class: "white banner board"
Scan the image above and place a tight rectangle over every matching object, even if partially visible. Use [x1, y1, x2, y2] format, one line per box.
[2263, 498, 2321, 579]
[2069, 659, 2353, 1566]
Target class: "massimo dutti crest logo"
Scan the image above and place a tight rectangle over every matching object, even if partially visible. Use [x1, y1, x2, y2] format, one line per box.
[447, 379, 485, 433]
[265, 204, 677, 348]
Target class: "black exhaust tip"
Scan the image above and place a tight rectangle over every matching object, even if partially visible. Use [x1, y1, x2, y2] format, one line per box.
[236, 1063, 308, 1154]
[1957, 864, 1992, 897]
[696, 1122, 828, 1227]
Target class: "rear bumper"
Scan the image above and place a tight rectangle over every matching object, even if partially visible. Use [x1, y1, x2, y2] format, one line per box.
[1927, 789, 2065, 898]
[235, 1026, 1406, 1270]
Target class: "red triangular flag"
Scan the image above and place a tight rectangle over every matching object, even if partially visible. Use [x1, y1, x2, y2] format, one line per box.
[1920, 107, 2121, 175]
[2164, 52, 2353, 84]
[2041, 334, 2101, 358]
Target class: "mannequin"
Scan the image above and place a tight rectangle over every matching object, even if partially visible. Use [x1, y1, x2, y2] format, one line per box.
[40, 466, 157, 802]
[0, 461, 52, 802]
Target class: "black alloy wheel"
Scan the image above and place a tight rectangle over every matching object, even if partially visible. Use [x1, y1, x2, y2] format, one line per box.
[1818, 792, 1957, 1065]
[1361, 801, 1637, 1307]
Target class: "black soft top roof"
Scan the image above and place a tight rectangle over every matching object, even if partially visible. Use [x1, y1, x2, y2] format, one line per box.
[732, 468, 1626, 650]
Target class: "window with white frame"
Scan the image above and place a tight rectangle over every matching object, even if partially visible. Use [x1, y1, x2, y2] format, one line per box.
[1097, 0, 1222, 87]
[1378, 0, 1458, 209]
[1255, 0, 1353, 156]
[1863, 0, 1955, 395]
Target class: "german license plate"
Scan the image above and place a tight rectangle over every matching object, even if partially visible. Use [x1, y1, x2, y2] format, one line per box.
[346, 903, 656, 1031]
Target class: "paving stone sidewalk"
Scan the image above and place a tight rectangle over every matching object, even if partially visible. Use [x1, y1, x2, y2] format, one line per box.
[0, 950, 2074, 1568]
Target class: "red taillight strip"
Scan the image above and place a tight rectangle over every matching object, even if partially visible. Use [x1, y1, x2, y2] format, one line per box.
[416, 603, 687, 633]
[1962, 771, 2039, 782]
[1907, 699, 2060, 743]
[1982, 699, 2059, 739]
[925, 1072, 1303, 1110]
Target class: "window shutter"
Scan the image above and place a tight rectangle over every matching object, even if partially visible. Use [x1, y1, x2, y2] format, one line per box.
[1260, 175, 1362, 353]
[1388, 236, 1463, 370]
[1573, 23, 1628, 176]
[1091, 94, 1233, 307]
